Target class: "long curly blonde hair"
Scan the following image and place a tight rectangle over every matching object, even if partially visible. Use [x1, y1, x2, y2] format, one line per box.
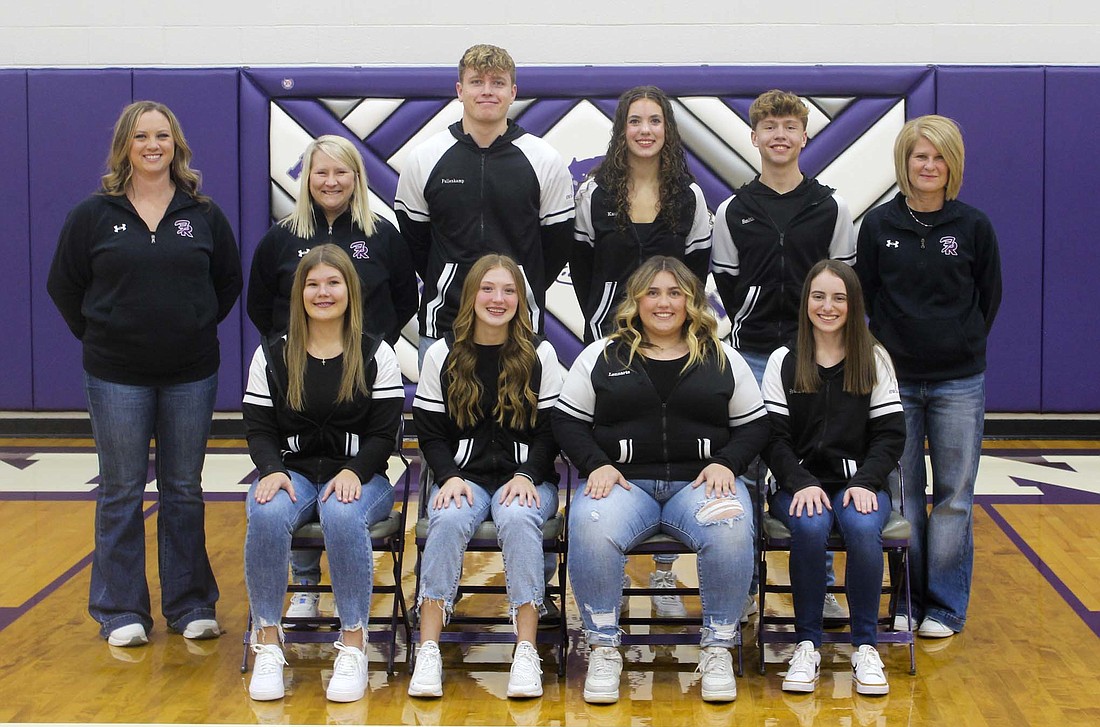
[609, 255, 724, 373]
[446, 255, 539, 431]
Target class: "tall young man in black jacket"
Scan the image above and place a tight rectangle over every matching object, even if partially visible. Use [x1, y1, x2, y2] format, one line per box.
[395, 44, 575, 367]
[711, 90, 857, 620]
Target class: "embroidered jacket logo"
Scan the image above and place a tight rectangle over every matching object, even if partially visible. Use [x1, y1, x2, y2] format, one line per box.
[741, 217, 755, 225]
[608, 370, 632, 377]
[175, 220, 194, 238]
[440, 178, 465, 184]
[350, 241, 370, 260]
[940, 237, 959, 256]
[113, 224, 127, 233]
[886, 239, 900, 248]
[297, 248, 310, 258]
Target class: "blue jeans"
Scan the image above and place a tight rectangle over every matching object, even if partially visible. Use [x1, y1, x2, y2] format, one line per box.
[737, 349, 836, 592]
[896, 373, 985, 632]
[245, 471, 394, 633]
[770, 488, 892, 647]
[417, 480, 558, 619]
[569, 478, 754, 648]
[84, 371, 220, 638]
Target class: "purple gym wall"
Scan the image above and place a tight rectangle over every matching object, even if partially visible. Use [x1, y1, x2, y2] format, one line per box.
[6, 66, 1098, 413]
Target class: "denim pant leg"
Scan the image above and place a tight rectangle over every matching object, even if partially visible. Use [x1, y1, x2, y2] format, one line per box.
[152, 373, 220, 630]
[245, 472, 321, 629]
[832, 489, 891, 647]
[660, 479, 754, 649]
[568, 482, 661, 646]
[897, 380, 930, 622]
[289, 550, 323, 585]
[923, 374, 984, 631]
[491, 482, 559, 616]
[418, 481, 492, 616]
[319, 474, 395, 631]
[769, 488, 833, 647]
[84, 373, 157, 637]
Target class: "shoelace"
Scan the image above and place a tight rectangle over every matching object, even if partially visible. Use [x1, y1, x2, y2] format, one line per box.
[590, 650, 620, 678]
[652, 570, 677, 589]
[332, 642, 363, 677]
[513, 643, 542, 678]
[695, 648, 729, 677]
[414, 643, 442, 677]
[788, 646, 817, 674]
[252, 643, 288, 674]
[854, 648, 885, 677]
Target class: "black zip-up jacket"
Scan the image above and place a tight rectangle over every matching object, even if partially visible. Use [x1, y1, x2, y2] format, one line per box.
[711, 176, 855, 354]
[413, 335, 564, 491]
[47, 189, 242, 386]
[246, 204, 418, 344]
[394, 120, 575, 338]
[242, 334, 405, 484]
[856, 192, 1002, 381]
[554, 338, 770, 481]
[761, 345, 906, 495]
[571, 177, 713, 343]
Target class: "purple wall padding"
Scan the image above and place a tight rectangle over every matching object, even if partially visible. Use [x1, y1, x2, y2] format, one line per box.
[29, 70, 132, 410]
[239, 74, 272, 376]
[133, 69, 243, 410]
[0, 72, 32, 408]
[1042, 69, 1100, 411]
[937, 68, 1045, 412]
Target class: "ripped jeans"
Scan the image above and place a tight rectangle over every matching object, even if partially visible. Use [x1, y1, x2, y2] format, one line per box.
[417, 480, 559, 620]
[568, 478, 754, 649]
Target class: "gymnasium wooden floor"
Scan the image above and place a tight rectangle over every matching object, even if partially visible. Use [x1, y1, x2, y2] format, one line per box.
[1, 436, 1099, 726]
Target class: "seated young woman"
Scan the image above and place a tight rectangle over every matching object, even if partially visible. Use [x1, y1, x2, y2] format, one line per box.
[761, 259, 906, 696]
[408, 254, 565, 700]
[555, 255, 769, 704]
[242, 244, 405, 703]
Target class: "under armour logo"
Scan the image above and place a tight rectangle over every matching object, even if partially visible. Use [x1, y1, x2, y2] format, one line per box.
[741, 217, 755, 225]
[297, 248, 310, 258]
[940, 237, 958, 256]
[350, 241, 370, 260]
[886, 240, 900, 248]
[113, 224, 126, 233]
[174, 220, 193, 238]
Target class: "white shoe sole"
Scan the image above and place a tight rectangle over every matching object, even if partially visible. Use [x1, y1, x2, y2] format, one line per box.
[854, 679, 890, 696]
[249, 684, 285, 701]
[918, 625, 954, 639]
[507, 684, 543, 699]
[407, 684, 443, 698]
[326, 685, 366, 702]
[183, 624, 220, 640]
[781, 676, 818, 693]
[107, 626, 148, 647]
[701, 686, 737, 702]
[583, 688, 619, 704]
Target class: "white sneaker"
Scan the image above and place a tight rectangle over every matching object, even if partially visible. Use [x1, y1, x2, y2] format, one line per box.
[249, 643, 288, 701]
[918, 617, 954, 639]
[852, 644, 889, 695]
[408, 640, 443, 697]
[506, 641, 543, 698]
[650, 570, 688, 618]
[892, 614, 913, 632]
[583, 646, 622, 703]
[283, 590, 320, 629]
[781, 640, 820, 693]
[697, 646, 737, 702]
[326, 641, 368, 702]
[823, 593, 847, 621]
[740, 593, 758, 624]
[107, 623, 148, 647]
[182, 618, 220, 640]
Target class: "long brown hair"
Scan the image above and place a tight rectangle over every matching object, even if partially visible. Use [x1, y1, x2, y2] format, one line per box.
[285, 245, 368, 410]
[593, 86, 693, 232]
[609, 255, 724, 373]
[793, 259, 877, 395]
[446, 255, 539, 430]
[100, 101, 206, 200]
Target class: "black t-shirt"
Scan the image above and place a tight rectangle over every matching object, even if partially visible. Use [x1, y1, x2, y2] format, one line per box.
[301, 353, 344, 422]
[642, 354, 688, 403]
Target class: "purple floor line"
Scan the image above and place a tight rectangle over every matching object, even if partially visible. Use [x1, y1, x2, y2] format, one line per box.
[0, 502, 160, 633]
[981, 503, 1100, 638]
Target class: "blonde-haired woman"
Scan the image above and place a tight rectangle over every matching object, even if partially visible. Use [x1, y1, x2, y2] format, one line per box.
[248, 134, 417, 344]
[555, 255, 769, 704]
[857, 115, 1001, 639]
[242, 244, 405, 702]
[48, 100, 241, 648]
[409, 254, 564, 700]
